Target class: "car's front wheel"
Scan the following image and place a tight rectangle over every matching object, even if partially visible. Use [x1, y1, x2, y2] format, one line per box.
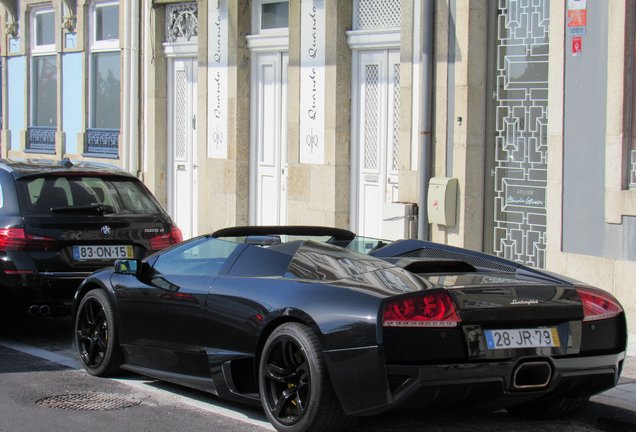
[74, 289, 122, 377]
[259, 323, 354, 432]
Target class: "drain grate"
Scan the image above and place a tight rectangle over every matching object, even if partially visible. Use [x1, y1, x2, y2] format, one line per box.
[36, 392, 142, 411]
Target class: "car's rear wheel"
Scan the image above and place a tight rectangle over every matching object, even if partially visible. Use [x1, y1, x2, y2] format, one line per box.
[506, 395, 590, 419]
[259, 323, 354, 432]
[74, 289, 122, 377]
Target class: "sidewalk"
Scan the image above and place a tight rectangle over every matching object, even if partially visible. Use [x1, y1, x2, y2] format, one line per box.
[589, 353, 636, 429]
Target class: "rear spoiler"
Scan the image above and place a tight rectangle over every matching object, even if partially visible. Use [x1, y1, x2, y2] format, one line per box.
[212, 225, 356, 242]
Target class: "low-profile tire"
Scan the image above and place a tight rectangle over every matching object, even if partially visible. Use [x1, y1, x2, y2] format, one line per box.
[506, 395, 590, 420]
[74, 289, 122, 377]
[258, 323, 355, 432]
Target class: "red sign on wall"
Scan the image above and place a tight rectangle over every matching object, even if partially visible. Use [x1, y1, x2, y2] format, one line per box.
[572, 36, 582, 57]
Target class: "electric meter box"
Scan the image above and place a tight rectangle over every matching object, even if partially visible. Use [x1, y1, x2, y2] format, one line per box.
[427, 177, 458, 226]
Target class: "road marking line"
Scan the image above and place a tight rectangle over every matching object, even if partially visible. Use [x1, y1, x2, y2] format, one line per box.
[0, 338, 274, 431]
[112, 377, 274, 430]
[0, 338, 82, 369]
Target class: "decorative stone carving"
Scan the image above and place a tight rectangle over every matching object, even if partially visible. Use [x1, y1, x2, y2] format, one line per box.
[165, 3, 198, 43]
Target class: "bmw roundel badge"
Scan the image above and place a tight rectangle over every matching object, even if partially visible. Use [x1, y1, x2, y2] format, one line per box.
[100, 225, 112, 237]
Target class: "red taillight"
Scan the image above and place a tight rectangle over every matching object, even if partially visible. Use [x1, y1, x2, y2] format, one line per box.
[0, 228, 58, 252]
[149, 226, 183, 251]
[577, 286, 623, 322]
[383, 291, 461, 328]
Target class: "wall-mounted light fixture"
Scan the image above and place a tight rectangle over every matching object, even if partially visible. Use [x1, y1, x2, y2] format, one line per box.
[63, 15, 76, 32]
[6, 21, 18, 37]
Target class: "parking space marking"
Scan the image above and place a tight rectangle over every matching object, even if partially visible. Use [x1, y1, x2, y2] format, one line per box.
[0, 338, 274, 431]
[112, 376, 274, 431]
[0, 338, 82, 369]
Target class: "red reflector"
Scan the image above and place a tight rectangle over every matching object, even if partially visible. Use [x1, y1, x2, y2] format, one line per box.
[4, 270, 35, 275]
[149, 226, 183, 251]
[383, 291, 461, 328]
[577, 286, 623, 322]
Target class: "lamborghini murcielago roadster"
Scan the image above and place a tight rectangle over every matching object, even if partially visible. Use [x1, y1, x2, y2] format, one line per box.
[72, 225, 627, 432]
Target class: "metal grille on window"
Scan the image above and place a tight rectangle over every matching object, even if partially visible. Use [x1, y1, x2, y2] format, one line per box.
[355, 0, 401, 30]
[492, 0, 549, 268]
[27, 127, 55, 153]
[165, 3, 198, 43]
[85, 129, 119, 156]
[175, 69, 187, 161]
[391, 64, 401, 172]
[364, 65, 379, 171]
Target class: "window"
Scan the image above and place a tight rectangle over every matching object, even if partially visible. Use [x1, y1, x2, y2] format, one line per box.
[91, 52, 120, 129]
[33, 8, 55, 51]
[253, 0, 288, 34]
[153, 238, 241, 277]
[29, 6, 57, 153]
[16, 176, 162, 216]
[30, 7, 57, 127]
[31, 56, 57, 127]
[86, 1, 120, 156]
[261, 2, 288, 30]
[95, 4, 119, 41]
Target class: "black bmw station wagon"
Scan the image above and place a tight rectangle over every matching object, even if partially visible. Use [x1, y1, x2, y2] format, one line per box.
[0, 158, 182, 317]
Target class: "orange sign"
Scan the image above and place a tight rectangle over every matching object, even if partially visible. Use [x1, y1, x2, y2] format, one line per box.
[567, 10, 587, 27]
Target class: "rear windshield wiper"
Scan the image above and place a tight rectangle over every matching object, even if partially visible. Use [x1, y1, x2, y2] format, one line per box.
[50, 204, 114, 214]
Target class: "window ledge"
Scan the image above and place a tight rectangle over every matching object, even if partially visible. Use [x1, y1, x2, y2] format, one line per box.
[81, 153, 119, 160]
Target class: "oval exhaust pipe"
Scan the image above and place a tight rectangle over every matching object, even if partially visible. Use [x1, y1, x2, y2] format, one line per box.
[39, 305, 50, 315]
[513, 361, 552, 390]
[27, 305, 40, 316]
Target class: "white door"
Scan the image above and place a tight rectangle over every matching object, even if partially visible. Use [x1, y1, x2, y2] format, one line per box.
[355, 49, 401, 238]
[251, 51, 288, 225]
[169, 58, 198, 239]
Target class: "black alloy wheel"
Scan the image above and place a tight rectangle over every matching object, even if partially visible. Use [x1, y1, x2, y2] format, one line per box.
[259, 323, 354, 432]
[74, 289, 121, 377]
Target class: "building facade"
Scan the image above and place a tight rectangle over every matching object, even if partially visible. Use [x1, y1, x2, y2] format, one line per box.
[0, 0, 634, 340]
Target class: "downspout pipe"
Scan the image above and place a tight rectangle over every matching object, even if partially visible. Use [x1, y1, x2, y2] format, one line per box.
[418, 0, 434, 240]
[123, 1, 140, 174]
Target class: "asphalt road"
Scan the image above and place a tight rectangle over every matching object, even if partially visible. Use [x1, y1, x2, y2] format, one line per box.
[0, 316, 634, 432]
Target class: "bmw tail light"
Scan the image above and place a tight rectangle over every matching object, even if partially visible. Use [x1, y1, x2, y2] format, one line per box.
[0, 228, 58, 252]
[577, 286, 623, 322]
[383, 291, 461, 328]
[149, 226, 183, 251]
[0, 228, 28, 250]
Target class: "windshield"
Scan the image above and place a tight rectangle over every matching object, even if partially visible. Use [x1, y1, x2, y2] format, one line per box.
[220, 234, 391, 255]
[17, 175, 163, 216]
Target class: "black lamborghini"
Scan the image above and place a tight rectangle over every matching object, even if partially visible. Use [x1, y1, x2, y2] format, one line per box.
[72, 226, 627, 432]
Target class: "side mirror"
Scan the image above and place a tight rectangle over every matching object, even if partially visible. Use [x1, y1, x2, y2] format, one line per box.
[114, 259, 141, 275]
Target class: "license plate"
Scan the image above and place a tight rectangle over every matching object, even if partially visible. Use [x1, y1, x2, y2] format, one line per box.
[73, 245, 134, 261]
[485, 327, 561, 350]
